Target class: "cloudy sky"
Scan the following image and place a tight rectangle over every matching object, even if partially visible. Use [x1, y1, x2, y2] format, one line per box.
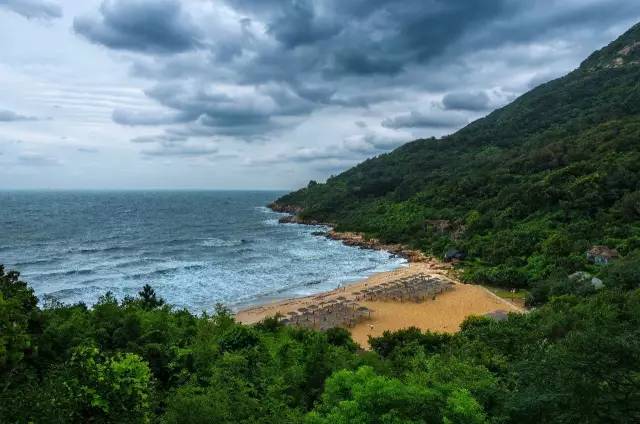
[1, 0, 639, 189]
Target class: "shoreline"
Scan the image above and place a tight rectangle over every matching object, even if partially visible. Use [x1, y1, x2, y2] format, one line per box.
[270, 203, 434, 264]
[237, 204, 523, 347]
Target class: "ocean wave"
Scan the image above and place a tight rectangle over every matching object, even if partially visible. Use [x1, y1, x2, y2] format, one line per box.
[13, 257, 62, 267]
[125, 263, 206, 280]
[254, 206, 273, 214]
[201, 238, 248, 248]
[46, 285, 108, 299]
[40, 268, 96, 278]
[70, 245, 134, 255]
[113, 257, 165, 268]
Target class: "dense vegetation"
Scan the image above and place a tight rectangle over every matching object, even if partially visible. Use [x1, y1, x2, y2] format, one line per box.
[2, 264, 640, 423]
[276, 23, 640, 297]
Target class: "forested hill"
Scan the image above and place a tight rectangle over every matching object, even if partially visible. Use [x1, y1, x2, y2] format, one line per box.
[275, 23, 640, 295]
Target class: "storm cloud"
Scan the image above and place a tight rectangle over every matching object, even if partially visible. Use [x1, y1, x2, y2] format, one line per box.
[73, 0, 200, 54]
[2, 0, 640, 188]
[75, 0, 640, 145]
[0, 0, 61, 20]
[442, 91, 491, 111]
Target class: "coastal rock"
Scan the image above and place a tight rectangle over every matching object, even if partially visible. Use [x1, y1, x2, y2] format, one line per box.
[278, 214, 303, 224]
[268, 203, 303, 214]
[325, 230, 436, 264]
[269, 205, 441, 265]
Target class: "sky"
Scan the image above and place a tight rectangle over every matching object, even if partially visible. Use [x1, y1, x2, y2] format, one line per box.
[1, 0, 639, 190]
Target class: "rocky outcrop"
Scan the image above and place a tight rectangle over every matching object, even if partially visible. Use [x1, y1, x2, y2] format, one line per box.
[268, 204, 447, 266]
[269, 203, 331, 226]
[325, 230, 448, 266]
[268, 203, 303, 214]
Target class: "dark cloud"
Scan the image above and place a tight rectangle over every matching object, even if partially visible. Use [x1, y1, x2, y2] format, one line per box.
[0, 0, 61, 20]
[67, 0, 640, 154]
[74, 0, 200, 54]
[442, 91, 490, 111]
[327, 50, 404, 76]
[0, 109, 38, 121]
[267, 0, 341, 48]
[116, 82, 315, 141]
[381, 111, 468, 129]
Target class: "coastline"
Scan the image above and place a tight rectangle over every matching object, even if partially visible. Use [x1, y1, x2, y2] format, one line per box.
[270, 202, 433, 263]
[236, 204, 523, 348]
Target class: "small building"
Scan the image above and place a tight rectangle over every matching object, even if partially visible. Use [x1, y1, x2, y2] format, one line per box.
[586, 245, 620, 265]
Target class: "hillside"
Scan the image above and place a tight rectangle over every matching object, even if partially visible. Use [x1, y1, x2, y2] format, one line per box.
[275, 23, 640, 297]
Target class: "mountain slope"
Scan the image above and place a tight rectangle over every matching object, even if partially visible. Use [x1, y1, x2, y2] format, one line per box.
[275, 23, 640, 291]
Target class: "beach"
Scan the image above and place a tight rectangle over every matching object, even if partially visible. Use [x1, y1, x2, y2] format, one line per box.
[236, 258, 523, 348]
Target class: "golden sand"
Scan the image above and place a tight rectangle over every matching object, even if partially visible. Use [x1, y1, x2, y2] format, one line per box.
[235, 261, 522, 349]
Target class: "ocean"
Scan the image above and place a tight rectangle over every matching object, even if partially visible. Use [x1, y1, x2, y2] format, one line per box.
[0, 190, 406, 312]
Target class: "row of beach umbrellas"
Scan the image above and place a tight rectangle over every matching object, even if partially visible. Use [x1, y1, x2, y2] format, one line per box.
[353, 274, 454, 303]
[279, 297, 374, 330]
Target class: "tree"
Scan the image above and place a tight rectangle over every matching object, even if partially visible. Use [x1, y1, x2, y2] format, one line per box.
[66, 346, 152, 423]
[138, 284, 165, 309]
[307, 366, 487, 424]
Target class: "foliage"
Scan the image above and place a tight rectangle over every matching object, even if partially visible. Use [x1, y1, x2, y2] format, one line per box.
[1, 267, 639, 423]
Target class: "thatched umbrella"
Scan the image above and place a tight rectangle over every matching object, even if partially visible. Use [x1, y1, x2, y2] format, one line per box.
[280, 318, 291, 325]
[325, 299, 337, 308]
[307, 304, 319, 313]
[336, 296, 347, 301]
[346, 300, 359, 311]
[357, 306, 373, 318]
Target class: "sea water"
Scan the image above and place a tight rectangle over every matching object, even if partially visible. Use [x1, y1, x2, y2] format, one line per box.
[0, 190, 406, 312]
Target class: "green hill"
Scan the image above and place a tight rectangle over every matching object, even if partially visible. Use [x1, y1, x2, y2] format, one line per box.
[275, 23, 640, 297]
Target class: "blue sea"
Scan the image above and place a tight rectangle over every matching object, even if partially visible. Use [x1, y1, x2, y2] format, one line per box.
[0, 191, 406, 312]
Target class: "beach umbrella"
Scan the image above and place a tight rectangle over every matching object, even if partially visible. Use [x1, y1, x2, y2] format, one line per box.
[336, 296, 347, 301]
[346, 301, 358, 311]
[357, 306, 373, 318]
[280, 318, 291, 325]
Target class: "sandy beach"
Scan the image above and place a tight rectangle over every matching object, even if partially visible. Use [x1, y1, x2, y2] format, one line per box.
[236, 259, 523, 348]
